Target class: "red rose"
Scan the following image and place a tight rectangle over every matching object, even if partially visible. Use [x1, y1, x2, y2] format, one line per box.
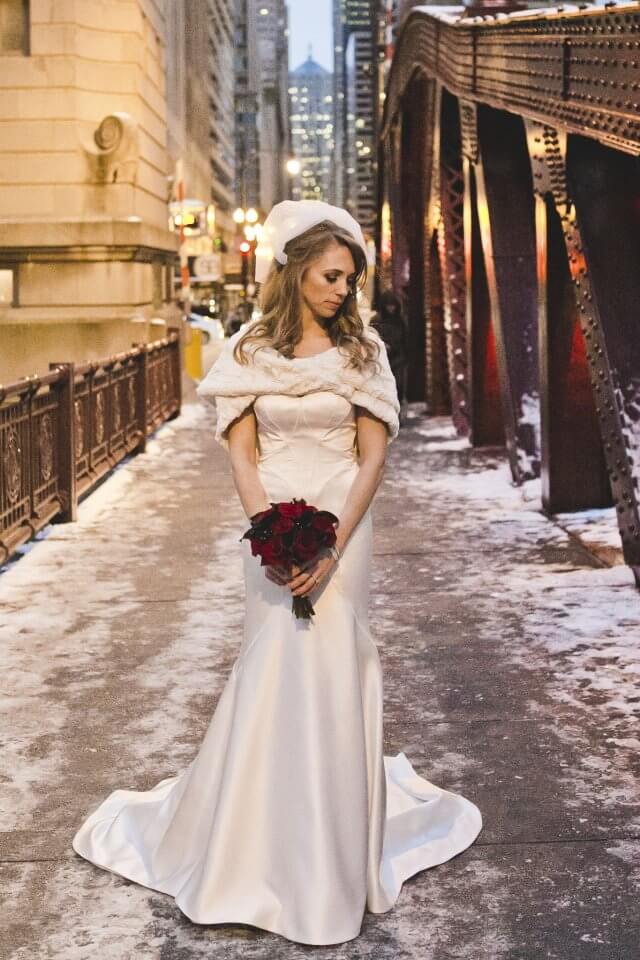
[279, 498, 308, 519]
[310, 514, 336, 537]
[293, 528, 320, 562]
[272, 514, 295, 534]
[259, 535, 287, 566]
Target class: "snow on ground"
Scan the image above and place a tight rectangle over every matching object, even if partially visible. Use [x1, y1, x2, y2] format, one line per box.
[2, 401, 639, 959]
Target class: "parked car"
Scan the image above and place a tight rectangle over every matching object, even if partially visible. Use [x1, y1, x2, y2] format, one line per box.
[186, 313, 225, 345]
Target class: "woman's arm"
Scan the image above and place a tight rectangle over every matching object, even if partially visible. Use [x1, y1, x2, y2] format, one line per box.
[226, 405, 271, 520]
[227, 406, 293, 587]
[287, 407, 388, 597]
[334, 407, 388, 554]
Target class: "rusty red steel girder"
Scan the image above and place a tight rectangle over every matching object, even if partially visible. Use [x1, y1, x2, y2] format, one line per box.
[378, 3, 640, 583]
[0, 330, 182, 566]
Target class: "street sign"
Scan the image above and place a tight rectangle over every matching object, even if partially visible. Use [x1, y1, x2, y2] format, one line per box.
[193, 253, 222, 281]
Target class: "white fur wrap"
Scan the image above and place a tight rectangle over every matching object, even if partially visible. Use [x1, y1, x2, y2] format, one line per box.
[195, 322, 400, 450]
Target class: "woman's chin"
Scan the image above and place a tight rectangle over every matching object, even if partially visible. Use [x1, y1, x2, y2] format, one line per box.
[318, 305, 339, 319]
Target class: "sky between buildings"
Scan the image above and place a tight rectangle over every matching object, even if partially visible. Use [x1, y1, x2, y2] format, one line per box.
[288, 0, 333, 72]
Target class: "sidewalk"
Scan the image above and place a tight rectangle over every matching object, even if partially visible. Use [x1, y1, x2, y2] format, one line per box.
[1, 390, 639, 960]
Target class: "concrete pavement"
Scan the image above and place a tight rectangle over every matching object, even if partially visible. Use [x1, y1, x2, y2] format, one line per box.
[1, 380, 639, 959]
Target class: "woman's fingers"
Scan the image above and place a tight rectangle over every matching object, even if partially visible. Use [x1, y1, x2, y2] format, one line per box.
[287, 561, 316, 588]
[265, 555, 335, 595]
[266, 563, 291, 585]
[289, 556, 335, 596]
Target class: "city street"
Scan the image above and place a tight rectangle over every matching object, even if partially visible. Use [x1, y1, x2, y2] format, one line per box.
[1, 384, 639, 960]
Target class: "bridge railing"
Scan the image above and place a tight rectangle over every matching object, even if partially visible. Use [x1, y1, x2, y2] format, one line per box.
[0, 329, 182, 565]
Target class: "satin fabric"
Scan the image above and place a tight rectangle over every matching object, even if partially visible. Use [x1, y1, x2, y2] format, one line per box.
[71, 390, 483, 945]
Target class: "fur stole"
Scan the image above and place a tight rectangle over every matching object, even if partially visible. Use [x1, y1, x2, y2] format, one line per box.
[195, 320, 400, 449]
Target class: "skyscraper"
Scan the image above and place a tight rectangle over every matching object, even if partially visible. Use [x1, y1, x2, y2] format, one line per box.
[256, 0, 291, 211]
[332, 0, 376, 236]
[205, 0, 236, 227]
[235, 0, 291, 213]
[289, 53, 334, 202]
[234, 0, 261, 210]
[345, 28, 376, 234]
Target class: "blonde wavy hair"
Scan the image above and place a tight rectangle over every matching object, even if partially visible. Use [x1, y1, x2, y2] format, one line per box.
[232, 220, 382, 375]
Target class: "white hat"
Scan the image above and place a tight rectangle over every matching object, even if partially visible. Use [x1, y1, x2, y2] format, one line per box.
[254, 199, 372, 285]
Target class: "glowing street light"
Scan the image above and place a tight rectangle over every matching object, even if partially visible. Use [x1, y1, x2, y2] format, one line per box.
[245, 207, 259, 224]
[286, 158, 301, 176]
[233, 207, 246, 224]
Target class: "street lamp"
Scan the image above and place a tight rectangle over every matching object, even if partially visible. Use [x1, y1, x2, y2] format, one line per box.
[285, 158, 301, 200]
[238, 217, 263, 300]
[233, 207, 246, 224]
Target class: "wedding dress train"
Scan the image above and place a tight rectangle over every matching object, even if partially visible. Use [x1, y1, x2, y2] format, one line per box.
[72, 386, 483, 946]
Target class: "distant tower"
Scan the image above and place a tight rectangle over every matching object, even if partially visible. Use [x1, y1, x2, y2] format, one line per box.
[288, 53, 334, 201]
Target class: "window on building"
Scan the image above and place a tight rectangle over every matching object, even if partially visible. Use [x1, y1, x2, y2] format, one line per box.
[0, 267, 16, 306]
[0, 0, 29, 54]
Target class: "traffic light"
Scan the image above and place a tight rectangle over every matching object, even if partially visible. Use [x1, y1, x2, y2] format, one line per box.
[239, 240, 251, 255]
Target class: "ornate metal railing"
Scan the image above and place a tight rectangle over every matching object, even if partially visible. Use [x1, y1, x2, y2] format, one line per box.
[0, 329, 182, 564]
[378, 3, 640, 584]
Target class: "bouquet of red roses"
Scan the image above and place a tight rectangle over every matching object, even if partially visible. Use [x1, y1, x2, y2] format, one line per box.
[240, 498, 339, 620]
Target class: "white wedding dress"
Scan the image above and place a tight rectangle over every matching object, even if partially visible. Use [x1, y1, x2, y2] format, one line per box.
[72, 386, 483, 946]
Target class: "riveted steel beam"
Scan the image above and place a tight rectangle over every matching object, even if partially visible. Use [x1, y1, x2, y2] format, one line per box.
[527, 119, 640, 577]
[473, 104, 540, 481]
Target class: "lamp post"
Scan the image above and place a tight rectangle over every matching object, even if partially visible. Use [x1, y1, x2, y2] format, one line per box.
[234, 208, 263, 305]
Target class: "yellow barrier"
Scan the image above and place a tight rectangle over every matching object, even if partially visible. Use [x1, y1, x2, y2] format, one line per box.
[183, 326, 203, 380]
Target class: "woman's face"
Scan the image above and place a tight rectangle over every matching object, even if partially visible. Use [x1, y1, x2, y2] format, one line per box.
[300, 241, 357, 320]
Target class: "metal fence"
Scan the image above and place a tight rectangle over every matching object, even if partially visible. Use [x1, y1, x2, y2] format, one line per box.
[0, 328, 182, 565]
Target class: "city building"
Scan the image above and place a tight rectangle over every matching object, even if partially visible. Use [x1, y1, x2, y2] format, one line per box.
[288, 53, 334, 202]
[234, 0, 262, 210]
[256, 0, 291, 212]
[0, 0, 238, 383]
[166, 0, 236, 319]
[234, 0, 291, 216]
[345, 28, 376, 235]
[331, 1, 347, 206]
[204, 0, 236, 233]
[373, 0, 400, 132]
[0, 0, 179, 383]
[332, 0, 376, 235]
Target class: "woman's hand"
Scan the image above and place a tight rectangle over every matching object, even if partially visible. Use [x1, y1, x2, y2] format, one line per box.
[286, 549, 338, 598]
[264, 563, 292, 586]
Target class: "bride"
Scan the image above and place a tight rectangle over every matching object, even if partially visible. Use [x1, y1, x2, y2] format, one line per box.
[71, 200, 482, 946]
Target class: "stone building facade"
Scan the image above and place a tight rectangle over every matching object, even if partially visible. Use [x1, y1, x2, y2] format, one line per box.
[0, 0, 236, 384]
